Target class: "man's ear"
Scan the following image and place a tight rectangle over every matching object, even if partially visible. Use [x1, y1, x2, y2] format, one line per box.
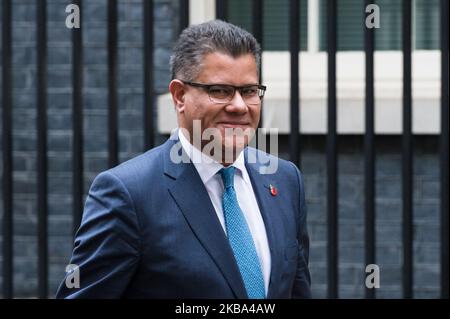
[169, 79, 186, 113]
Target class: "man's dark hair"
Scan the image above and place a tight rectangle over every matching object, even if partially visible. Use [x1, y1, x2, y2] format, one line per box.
[170, 20, 261, 81]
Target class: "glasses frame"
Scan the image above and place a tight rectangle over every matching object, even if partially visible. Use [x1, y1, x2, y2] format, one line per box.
[181, 80, 267, 105]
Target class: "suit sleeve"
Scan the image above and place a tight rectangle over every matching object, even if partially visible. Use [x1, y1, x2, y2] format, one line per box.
[55, 171, 142, 298]
[290, 163, 312, 298]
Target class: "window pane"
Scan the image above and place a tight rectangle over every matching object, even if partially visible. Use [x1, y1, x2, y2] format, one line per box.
[375, 0, 402, 50]
[227, 0, 252, 34]
[319, 0, 364, 51]
[228, 0, 439, 52]
[319, 0, 404, 51]
[415, 0, 439, 50]
[228, 0, 308, 51]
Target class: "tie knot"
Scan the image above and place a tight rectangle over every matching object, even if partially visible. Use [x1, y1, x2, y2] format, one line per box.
[219, 166, 236, 189]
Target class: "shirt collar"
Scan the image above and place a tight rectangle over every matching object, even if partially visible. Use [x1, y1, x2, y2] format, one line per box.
[178, 129, 251, 185]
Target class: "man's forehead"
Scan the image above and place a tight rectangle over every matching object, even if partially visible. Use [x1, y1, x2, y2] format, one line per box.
[201, 51, 256, 64]
[195, 52, 258, 83]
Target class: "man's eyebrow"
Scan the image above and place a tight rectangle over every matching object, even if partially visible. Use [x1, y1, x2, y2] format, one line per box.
[209, 83, 260, 87]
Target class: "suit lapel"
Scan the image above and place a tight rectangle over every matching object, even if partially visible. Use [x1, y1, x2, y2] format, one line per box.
[245, 151, 284, 299]
[162, 138, 248, 299]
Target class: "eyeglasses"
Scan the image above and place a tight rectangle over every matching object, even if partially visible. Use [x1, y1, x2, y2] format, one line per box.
[181, 81, 266, 105]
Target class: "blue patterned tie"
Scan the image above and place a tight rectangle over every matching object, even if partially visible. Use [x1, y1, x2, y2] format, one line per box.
[219, 166, 265, 299]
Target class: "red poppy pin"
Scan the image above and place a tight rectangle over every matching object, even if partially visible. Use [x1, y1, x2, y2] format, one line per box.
[269, 184, 278, 196]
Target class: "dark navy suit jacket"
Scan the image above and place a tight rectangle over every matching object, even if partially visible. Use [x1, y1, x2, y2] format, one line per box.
[56, 136, 311, 298]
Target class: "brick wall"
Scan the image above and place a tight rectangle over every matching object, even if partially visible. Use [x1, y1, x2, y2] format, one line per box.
[295, 135, 440, 298]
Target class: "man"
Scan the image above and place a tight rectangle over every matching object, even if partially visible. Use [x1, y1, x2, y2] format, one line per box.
[56, 20, 311, 299]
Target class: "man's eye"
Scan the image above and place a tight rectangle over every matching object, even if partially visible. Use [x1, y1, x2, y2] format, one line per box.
[242, 87, 258, 96]
[209, 86, 233, 97]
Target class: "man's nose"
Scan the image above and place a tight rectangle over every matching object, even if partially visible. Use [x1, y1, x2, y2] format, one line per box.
[226, 90, 248, 113]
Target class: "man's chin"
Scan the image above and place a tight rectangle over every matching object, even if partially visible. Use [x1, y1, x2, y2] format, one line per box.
[216, 137, 244, 163]
[222, 136, 247, 150]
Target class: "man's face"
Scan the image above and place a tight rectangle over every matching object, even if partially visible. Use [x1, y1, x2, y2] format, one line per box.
[176, 52, 261, 159]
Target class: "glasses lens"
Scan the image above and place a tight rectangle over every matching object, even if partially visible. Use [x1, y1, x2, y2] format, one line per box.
[241, 85, 261, 105]
[208, 85, 234, 102]
[207, 84, 265, 104]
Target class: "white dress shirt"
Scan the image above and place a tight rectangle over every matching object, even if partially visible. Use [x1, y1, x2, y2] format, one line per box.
[178, 130, 272, 294]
